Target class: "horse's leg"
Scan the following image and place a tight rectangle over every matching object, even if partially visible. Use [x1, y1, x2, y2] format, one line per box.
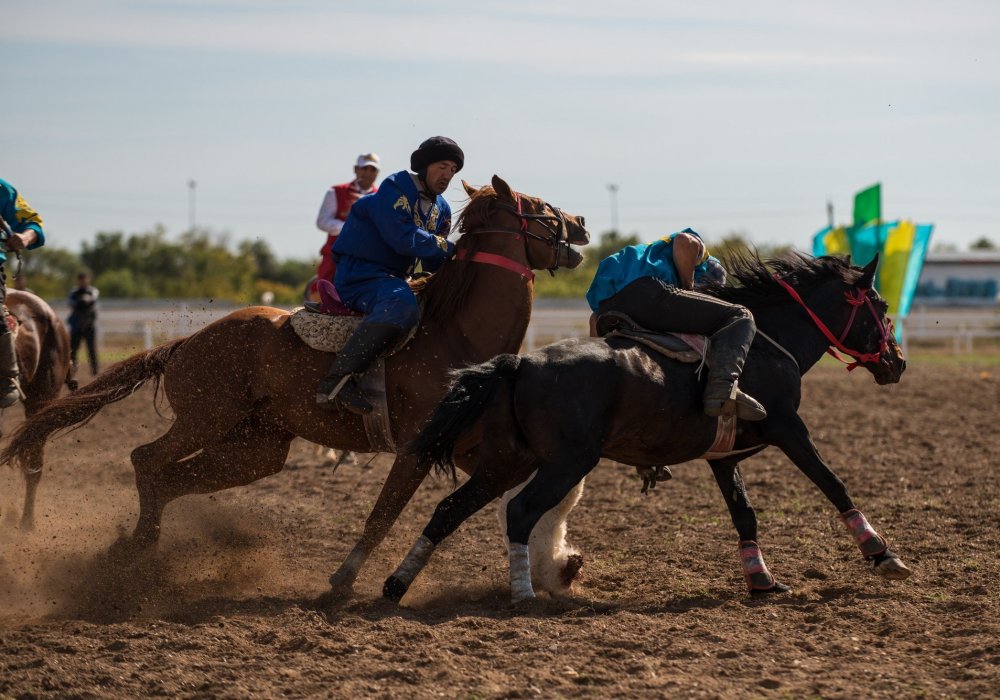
[768, 412, 911, 580]
[505, 459, 598, 603]
[709, 458, 790, 595]
[382, 470, 507, 602]
[127, 413, 246, 550]
[325, 454, 431, 596]
[18, 442, 43, 531]
[498, 474, 585, 595]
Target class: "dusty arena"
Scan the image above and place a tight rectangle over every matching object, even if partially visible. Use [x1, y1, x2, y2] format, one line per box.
[1, 361, 998, 698]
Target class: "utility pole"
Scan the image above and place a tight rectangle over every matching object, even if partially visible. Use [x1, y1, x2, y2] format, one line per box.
[188, 179, 197, 231]
[826, 199, 834, 229]
[607, 183, 619, 234]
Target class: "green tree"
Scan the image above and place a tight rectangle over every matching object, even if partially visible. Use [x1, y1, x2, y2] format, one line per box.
[970, 237, 997, 251]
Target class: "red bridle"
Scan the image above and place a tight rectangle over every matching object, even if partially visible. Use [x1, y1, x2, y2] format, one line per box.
[773, 275, 891, 371]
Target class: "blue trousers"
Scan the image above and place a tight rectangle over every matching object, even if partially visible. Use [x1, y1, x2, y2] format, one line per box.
[335, 257, 419, 330]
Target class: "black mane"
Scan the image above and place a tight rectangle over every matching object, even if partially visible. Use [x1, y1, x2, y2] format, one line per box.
[702, 251, 861, 307]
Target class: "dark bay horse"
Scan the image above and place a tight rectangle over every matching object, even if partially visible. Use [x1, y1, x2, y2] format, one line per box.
[383, 254, 911, 604]
[2, 289, 74, 528]
[0, 176, 590, 601]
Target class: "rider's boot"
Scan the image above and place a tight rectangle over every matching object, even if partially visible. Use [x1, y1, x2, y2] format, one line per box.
[0, 330, 21, 409]
[703, 316, 767, 421]
[315, 322, 406, 415]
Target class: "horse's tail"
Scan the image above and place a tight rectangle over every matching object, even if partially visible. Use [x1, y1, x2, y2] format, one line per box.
[1, 337, 187, 471]
[407, 353, 522, 479]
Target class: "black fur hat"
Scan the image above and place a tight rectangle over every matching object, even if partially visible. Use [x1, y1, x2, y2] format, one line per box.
[410, 136, 464, 173]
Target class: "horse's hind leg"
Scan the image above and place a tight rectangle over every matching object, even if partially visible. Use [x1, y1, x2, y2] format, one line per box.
[505, 458, 599, 603]
[128, 415, 292, 549]
[498, 475, 586, 596]
[709, 459, 789, 595]
[18, 442, 44, 530]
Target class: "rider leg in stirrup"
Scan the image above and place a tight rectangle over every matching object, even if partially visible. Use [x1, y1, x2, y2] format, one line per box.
[587, 228, 766, 421]
[316, 137, 463, 414]
[0, 178, 47, 408]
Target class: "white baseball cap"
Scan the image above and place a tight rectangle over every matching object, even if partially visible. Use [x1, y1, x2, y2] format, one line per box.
[355, 153, 380, 168]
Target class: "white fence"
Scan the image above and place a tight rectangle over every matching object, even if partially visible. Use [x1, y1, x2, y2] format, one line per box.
[76, 299, 1000, 355]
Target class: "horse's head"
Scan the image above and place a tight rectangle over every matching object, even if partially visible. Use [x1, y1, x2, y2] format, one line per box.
[843, 257, 906, 385]
[460, 175, 590, 272]
[775, 255, 905, 385]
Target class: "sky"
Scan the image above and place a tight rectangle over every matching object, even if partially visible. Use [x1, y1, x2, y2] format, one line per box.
[4, 0, 999, 262]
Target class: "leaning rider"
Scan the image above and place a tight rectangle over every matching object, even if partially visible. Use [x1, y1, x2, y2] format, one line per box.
[586, 228, 767, 421]
[315, 136, 463, 414]
[0, 178, 46, 407]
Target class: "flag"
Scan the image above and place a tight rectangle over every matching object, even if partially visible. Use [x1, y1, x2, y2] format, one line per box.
[812, 225, 850, 256]
[877, 221, 934, 318]
[853, 183, 881, 227]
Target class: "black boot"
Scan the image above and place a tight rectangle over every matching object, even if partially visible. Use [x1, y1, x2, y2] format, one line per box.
[703, 316, 767, 421]
[0, 330, 20, 409]
[316, 322, 406, 415]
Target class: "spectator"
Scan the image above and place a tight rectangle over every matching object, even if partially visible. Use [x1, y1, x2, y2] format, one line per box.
[68, 272, 100, 377]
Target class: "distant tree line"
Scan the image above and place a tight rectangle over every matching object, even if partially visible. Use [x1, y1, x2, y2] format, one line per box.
[17, 226, 315, 304]
[15, 225, 996, 304]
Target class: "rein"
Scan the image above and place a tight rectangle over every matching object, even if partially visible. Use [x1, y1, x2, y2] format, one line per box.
[773, 275, 889, 370]
[457, 192, 571, 281]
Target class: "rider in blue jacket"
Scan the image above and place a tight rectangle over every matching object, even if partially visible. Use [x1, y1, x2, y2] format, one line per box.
[0, 178, 46, 407]
[587, 229, 766, 421]
[316, 136, 463, 414]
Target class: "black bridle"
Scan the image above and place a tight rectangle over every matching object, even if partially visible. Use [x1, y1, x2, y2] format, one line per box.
[463, 192, 577, 275]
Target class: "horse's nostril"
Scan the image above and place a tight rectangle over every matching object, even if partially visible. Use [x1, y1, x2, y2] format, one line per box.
[578, 216, 586, 228]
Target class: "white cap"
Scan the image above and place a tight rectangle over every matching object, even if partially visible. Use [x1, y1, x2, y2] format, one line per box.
[355, 153, 380, 168]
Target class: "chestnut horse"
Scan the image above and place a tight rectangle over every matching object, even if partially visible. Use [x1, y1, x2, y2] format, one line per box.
[2, 289, 74, 528]
[1, 176, 590, 602]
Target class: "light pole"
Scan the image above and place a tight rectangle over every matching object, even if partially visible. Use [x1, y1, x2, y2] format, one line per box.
[188, 179, 197, 231]
[607, 183, 619, 234]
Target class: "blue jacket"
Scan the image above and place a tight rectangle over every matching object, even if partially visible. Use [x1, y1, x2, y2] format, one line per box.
[0, 178, 46, 264]
[332, 170, 454, 280]
[586, 229, 724, 311]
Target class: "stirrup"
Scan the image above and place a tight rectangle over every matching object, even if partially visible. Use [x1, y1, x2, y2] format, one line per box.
[0, 376, 22, 409]
[705, 383, 766, 421]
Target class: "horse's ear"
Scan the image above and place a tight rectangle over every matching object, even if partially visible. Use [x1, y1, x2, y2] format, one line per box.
[491, 175, 515, 201]
[859, 255, 879, 288]
[462, 180, 478, 197]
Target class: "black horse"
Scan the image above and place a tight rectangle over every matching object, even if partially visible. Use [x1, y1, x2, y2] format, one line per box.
[382, 253, 911, 604]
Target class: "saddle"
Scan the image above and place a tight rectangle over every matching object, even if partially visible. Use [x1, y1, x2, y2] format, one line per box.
[594, 311, 749, 467]
[288, 279, 411, 454]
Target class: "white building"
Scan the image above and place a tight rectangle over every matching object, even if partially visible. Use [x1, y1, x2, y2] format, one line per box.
[914, 252, 1000, 306]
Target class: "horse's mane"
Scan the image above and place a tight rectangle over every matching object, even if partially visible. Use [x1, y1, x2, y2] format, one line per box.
[703, 251, 861, 307]
[411, 185, 499, 324]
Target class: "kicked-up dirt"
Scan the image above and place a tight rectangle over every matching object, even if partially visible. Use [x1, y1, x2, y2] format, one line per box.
[1, 362, 998, 698]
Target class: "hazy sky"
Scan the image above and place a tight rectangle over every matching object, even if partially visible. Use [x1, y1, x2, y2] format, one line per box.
[5, 0, 999, 261]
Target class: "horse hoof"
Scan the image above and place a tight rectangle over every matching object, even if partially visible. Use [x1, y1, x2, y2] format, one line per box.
[874, 554, 912, 580]
[749, 580, 792, 596]
[560, 553, 585, 588]
[382, 576, 409, 603]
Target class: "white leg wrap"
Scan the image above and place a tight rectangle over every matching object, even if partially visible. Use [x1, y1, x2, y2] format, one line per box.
[509, 542, 535, 602]
[391, 535, 436, 586]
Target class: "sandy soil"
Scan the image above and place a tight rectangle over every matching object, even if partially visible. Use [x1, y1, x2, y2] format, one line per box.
[1, 362, 998, 698]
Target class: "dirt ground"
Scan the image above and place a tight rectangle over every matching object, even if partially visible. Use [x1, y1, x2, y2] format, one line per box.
[1, 361, 998, 698]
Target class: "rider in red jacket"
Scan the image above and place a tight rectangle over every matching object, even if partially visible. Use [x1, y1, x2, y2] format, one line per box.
[314, 153, 380, 290]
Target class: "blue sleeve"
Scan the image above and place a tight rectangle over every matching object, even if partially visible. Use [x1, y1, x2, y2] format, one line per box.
[0, 180, 45, 247]
[586, 248, 636, 312]
[368, 188, 452, 265]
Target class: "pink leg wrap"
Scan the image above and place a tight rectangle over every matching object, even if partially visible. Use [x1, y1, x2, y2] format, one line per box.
[739, 540, 776, 591]
[839, 509, 888, 559]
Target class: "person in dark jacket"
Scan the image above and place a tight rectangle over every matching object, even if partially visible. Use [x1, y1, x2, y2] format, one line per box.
[68, 272, 100, 376]
[316, 136, 462, 414]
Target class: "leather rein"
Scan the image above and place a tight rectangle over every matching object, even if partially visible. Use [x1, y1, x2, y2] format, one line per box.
[455, 192, 573, 281]
[774, 275, 891, 371]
